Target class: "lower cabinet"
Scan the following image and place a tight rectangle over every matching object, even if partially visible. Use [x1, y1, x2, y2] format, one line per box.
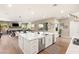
[19, 38, 38, 54]
[45, 35, 53, 48]
[54, 32, 59, 42]
[18, 34, 56, 54]
[18, 36, 24, 51]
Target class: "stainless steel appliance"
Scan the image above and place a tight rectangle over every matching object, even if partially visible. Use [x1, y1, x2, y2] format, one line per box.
[38, 37, 45, 52]
[52, 34, 55, 44]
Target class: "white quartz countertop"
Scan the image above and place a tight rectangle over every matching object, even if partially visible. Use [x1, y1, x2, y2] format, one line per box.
[44, 32, 54, 35]
[18, 32, 55, 41]
[66, 38, 79, 54]
[19, 33, 45, 40]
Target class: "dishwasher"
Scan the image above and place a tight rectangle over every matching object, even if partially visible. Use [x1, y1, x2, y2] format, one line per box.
[52, 34, 55, 44]
[38, 37, 45, 52]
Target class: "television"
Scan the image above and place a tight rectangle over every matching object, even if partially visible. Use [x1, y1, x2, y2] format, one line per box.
[12, 23, 19, 27]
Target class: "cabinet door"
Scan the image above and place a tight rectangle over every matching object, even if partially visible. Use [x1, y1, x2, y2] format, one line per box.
[49, 35, 53, 45]
[23, 39, 38, 54]
[23, 40, 31, 54]
[18, 36, 24, 51]
[54, 32, 59, 42]
[45, 35, 49, 47]
[30, 39, 38, 54]
[45, 35, 52, 48]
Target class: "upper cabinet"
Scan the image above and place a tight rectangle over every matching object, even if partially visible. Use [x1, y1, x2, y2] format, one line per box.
[70, 21, 79, 38]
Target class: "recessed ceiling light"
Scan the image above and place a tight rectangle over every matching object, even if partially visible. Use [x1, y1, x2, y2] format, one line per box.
[60, 10, 64, 14]
[8, 4, 12, 7]
[67, 14, 70, 17]
[31, 11, 35, 15]
[43, 16, 46, 18]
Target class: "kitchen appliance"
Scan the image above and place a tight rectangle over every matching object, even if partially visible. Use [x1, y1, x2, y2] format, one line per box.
[52, 34, 55, 44]
[38, 37, 45, 52]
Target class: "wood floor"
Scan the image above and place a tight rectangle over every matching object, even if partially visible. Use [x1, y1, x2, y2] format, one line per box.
[0, 35, 70, 54]
[39, 37, 71, 54]
[0, 35, 23, 54]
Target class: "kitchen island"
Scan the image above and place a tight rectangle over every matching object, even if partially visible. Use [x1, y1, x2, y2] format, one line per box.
[18, 32, 58, 54]
[18, 33, 45, 54]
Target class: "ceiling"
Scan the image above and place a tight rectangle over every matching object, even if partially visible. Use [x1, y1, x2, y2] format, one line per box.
[0, 4, 79, 22]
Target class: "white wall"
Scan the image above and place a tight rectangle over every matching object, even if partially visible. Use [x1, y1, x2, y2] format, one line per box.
[70, 21, 79, 38]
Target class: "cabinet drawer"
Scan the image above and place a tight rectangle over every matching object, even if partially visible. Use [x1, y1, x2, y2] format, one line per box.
[30, 39, 38, 54]
[30, 39, 38, 45]
[31, 46, 38, 54]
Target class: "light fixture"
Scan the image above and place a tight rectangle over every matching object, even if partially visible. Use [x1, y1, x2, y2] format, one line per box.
[60, 10, 64, 14]
[31, 24, 35, 27]
[31, 11, 35, 15]
[43, 16, 46, 18]
[39, 24, 44, 28]
[67, 14, 70, 17]
[8, 4, 12, 7]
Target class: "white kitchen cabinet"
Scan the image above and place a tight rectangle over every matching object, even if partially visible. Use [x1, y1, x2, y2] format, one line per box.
[18, 36, 24, 51]
[30, 39, 38, 54]
[18, 33, 45, 54]
[54, 32, 59, 42]
[45, 35, 53, 48]
[18, 35, 38, 54]
[19, 32, 56, 54]
[23, 39, 38, 54]
[70, 21, 79, 38]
